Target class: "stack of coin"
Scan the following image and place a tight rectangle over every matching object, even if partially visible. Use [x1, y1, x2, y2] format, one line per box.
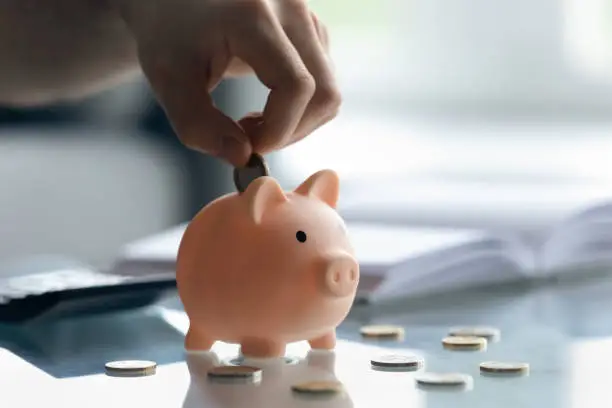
[360, 324, 405, 340]
[291, 380, 344, 395]
[415, 372, 473, 387]
[370, 354, 424, 372]
[105, 360, 157, 377]
[479, 361, 529, 376]
[442, 336, 487, 351]
[448, 326, 501, 342]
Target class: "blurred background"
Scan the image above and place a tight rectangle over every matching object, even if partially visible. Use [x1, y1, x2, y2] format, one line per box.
[3, 0, 612, 269]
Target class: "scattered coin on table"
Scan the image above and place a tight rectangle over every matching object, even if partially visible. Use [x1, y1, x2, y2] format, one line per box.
[415, 372, 473, 387]
[207, 365, 262, 382]
[291, 380, 344, 395]
[448, 326, 501, 341]
[370, 354, 424, 371]
[442, 335, 487, 351]
[104, 360, 157, 377]
[360, 324, 405, 339]
[480, 361, 529, 375]
[233, 153, 270, 193]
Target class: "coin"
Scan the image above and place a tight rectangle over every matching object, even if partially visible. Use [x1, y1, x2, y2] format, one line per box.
[233, 153, 269, 193]
[480, 361, 529, 375]
[442, 336, 487, 351]
[105, 360, 157, 377]
[370, 354, 423, 370]
[448, 326, 501, 340]
[291, 380, 344, 395]
[207, 365, 262, 380]
[360, 324, 404, 339]
[415, 372, 472, 386]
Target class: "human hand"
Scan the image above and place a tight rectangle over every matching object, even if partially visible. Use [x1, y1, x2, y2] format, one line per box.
[114, 0, 341, 166]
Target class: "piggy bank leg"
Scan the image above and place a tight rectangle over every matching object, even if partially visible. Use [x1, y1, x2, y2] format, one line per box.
[240, 339, 286, 358]
[306, 349, 337, 372]
[308, 331, 336, 350]
[185, 327, 215, 352]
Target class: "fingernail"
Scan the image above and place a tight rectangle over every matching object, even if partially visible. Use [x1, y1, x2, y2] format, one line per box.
[221, 136, 251, 167]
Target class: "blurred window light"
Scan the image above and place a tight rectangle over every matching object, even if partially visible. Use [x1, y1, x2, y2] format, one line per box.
[563, 0, 612, 80]
[266, 0, 612, 194]
[278, 116, 612, 185]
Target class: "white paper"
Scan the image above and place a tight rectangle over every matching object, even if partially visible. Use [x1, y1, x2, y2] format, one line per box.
[371, 250, 526, 303]
[346, 222, 489, 276]
[540, 201, 612, 274]
[120, 223, 187, 262]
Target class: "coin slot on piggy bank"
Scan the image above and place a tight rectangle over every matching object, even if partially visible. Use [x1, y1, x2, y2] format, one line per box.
[176, 166, 360, 358]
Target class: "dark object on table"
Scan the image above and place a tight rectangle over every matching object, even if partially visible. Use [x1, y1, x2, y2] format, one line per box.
[0, 257, 175, 323]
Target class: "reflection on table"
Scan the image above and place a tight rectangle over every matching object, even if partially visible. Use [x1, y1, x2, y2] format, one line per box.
[5, 273, 612, 407]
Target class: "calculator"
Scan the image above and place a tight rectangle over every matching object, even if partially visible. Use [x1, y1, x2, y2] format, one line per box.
[0, 258, 176, 323]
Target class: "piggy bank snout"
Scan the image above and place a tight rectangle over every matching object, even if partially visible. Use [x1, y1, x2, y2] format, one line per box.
[323, 254, 359, 298]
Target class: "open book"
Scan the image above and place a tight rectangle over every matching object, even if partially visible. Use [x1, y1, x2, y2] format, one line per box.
[109, 198, 612, 304]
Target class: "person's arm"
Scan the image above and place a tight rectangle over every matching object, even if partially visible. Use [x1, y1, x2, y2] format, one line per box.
[0, 0, 139, 106]
[0, 0, 341, 168]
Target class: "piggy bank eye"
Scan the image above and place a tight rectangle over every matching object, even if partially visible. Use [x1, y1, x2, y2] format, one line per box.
[296, 230, 307, 243]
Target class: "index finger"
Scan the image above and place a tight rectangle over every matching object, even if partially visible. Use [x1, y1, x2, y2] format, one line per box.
[228, 3, 315, 153]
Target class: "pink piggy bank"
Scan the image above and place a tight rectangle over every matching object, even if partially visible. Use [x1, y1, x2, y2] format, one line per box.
[176, 169, 360, 358]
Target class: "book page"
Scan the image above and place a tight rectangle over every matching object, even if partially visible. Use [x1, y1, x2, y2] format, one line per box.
[348, 222, 535, 301]
[120, 223, 188, 262]
[540, 200, 612, 274]
[347, 222, 491, 276]
[369, 245, 529, 303]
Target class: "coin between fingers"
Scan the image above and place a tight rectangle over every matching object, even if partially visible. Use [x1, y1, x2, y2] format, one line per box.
[233, 153, 270, 193]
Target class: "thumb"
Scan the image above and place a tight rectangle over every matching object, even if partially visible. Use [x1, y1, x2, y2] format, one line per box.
[141, 59, 252, 166]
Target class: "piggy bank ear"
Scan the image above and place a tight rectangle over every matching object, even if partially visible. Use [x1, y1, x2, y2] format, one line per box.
[244, 176, 288, 224]
[294, 169, 340, 208]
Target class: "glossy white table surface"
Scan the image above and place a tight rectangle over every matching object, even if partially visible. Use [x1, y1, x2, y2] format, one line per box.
[3, 274, 612, 408]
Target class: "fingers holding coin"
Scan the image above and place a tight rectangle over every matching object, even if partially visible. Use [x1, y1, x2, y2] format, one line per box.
[232, 1, 340, 155]
[138, 47, 253, 168]
[229, 1, 315, 155]
[127, 0, 338, 167]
